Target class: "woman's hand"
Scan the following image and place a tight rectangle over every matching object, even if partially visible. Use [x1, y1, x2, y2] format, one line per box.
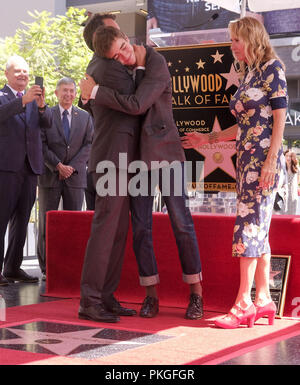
[181, 132, 210, 149]
[259, 155, 277, 190]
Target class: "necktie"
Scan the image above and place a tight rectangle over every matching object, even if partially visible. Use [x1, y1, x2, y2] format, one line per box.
[62, 110, 70, 142]
[16, 92, 26, 119]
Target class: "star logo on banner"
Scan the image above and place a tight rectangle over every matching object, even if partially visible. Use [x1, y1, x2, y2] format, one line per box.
[167, 61, 172, 67]
[221, 63, 240, 90]
[185, 67, 190, 72]
[196, 59, 205, 69]
[270, 270, 281, 288]
[211, 50, 224, 63]
[193, 116, 236, 179]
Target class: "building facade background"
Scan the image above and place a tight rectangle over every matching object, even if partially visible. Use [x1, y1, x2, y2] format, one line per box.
[0, 0, 66, 38]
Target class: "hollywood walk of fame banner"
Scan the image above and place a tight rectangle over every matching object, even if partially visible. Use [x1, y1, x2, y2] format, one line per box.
[251, 255, 291, 317]
[157, 43, 238, 193]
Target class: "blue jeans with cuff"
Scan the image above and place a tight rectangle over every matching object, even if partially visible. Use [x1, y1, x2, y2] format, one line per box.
[130, 162, 202, 286]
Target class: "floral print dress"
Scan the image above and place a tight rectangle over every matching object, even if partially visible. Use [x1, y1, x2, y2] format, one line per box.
[230, 59, 288, 257]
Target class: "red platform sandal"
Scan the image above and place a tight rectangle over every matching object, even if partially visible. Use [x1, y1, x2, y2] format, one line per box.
[254, 301, 277, 325]
[214, 304, 256, 329]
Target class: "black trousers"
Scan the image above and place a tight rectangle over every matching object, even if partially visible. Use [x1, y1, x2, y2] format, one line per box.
[0, 158, 37, 274]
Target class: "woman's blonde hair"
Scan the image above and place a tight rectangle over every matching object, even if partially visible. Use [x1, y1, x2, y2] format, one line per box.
[228, 16, 285, 76]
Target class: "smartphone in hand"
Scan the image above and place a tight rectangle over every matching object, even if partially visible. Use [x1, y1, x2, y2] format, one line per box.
[35, 76, 44, 89]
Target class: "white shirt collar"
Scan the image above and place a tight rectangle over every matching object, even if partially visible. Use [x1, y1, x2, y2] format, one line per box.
[58, 104, 73, 116]
[7, 85, 24, 97]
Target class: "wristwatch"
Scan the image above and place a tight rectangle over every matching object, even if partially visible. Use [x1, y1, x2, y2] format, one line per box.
[38, 105, 47, 112]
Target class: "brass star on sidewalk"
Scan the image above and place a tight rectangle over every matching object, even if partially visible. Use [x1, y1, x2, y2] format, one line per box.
[0, 321, 172, 359]
[0, 327, 143, 356]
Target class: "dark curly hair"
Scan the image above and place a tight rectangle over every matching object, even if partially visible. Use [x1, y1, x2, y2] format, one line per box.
[93, 26, 126, 58]
[83, 13, 117, 51]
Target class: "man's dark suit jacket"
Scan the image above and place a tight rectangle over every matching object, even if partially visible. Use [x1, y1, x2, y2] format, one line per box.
[0, 85, 52, 174]
[38, 105, 94, 189]
[85, 54, 140, 171]
[91, 46, 186, 169]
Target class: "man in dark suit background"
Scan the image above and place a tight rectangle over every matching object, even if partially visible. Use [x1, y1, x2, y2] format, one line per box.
[80, 27, 203, 321]
[37, 77, 94, 279]
[0, 55, 52, 286]
[78, 14, 138, 323]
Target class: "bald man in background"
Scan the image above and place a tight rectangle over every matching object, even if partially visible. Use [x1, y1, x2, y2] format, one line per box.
[0, 55, 52, 285]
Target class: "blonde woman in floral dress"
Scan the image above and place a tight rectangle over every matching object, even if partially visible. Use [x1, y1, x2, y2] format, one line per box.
[181, 16, 288, 329]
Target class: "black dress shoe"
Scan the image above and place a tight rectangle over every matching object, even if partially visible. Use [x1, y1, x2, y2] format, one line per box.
[104, 296, 137, 316]
[139, 296, 159, 318]
[0, 273, 9, 286]
[78, 303, 120, 323]
[185, 293, 204, 320]
[4, 269, 39, 283]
